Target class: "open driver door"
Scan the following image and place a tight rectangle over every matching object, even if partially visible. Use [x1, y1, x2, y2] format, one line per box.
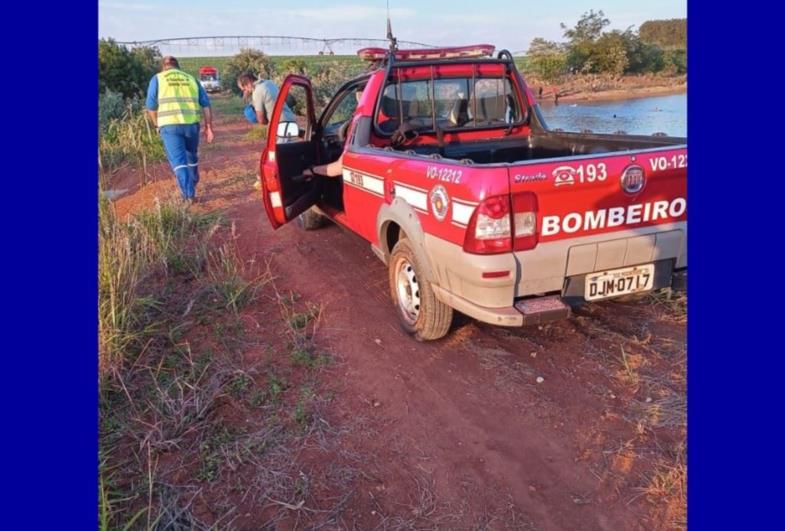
[259, 75, 320, 229]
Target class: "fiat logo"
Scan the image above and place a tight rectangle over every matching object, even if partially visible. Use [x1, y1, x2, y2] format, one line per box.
[429, 185, 450, 221]
[621, 165, 645, 194]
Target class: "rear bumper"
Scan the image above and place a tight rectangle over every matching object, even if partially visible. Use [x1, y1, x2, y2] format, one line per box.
[431, 285, 571, 327]
[432, 285, 524, 326]
[422, 232, 686, 328]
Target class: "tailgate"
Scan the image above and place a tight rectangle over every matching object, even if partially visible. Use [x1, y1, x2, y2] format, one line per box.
[508, 146, 687, 295]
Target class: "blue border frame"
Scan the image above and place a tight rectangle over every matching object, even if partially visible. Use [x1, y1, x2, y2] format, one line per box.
[4, 3, 97, 528]
[688, 3, 782, 528]
[5, 2, 782, 528]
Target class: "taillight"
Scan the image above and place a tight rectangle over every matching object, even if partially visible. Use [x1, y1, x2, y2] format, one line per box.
[512, 192, 538, 251]
[464, 195, 512, 254]
[463, 193, 538, 254]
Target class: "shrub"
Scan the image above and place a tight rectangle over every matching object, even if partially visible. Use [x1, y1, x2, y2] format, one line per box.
[592, 32, 630, 76]
[525, 38, 568, 81]
[663, 49, 687, 75]
[99, 38, 161, 98]
[309, 62, 365, 113]
[99, 106, 165, 172]
[224, 49, 276, 95]
[279, 58, 308, 75]
[99, 89, 126, 131]
[639, 19, 687, 50]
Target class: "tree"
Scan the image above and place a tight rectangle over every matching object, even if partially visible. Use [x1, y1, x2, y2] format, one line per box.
[561, 9, 610, 44]
[639, 19, 686, 50]
[224, 49, 276, 95]
[663, 49, 687, 75]
[99, 39, 160, 99]
[592, 32, 629, 76]
[560, 10, 610, 73]
[525, 38, 567, 80]
[528, 12, 684, 78]
[622, 29, 665, 74]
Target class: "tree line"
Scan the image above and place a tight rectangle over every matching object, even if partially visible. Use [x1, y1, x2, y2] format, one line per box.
[525, 11, 686, 81]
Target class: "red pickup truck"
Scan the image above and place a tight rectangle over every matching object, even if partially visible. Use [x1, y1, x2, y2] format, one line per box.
[259, 45, 687, 340]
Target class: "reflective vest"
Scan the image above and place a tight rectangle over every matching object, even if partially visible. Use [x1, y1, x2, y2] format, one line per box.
[156, 69, 201, 126]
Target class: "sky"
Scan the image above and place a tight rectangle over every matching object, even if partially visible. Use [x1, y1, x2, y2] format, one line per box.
[99, 0, 686, 55]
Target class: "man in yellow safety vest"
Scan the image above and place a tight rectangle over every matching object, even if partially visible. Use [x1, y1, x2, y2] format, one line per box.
[146, 56, 215, 204]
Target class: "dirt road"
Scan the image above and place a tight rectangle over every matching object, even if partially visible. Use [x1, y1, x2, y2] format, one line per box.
[111, 105, 686, 530]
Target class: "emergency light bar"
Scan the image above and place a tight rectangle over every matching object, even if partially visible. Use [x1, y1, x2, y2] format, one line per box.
[357, 44, 495, 62]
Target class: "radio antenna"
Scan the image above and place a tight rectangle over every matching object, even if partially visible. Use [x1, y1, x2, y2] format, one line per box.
[386, 0, 398, 53]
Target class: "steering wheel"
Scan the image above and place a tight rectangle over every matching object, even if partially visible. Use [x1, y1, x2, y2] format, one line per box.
[338, 120, 352, 143]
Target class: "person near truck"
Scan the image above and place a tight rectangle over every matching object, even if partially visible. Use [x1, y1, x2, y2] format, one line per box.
[237, 72, 297, 190]
[146, 56, 214, 204]
[236, 73, 298, 140]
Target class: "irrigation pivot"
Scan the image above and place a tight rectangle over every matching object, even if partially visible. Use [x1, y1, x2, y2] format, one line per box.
[116, 35, 436, 56]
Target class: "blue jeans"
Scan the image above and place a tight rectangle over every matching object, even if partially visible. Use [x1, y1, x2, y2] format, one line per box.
[160, 123, 200, 199]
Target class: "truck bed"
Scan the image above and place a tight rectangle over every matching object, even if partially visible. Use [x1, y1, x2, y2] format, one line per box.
[388, 130, 686, 166]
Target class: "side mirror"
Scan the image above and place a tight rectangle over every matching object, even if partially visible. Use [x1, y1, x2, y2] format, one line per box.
[276, 121, 300, 142]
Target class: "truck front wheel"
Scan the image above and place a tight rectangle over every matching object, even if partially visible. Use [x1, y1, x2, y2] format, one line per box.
[389, 238, 453, 340]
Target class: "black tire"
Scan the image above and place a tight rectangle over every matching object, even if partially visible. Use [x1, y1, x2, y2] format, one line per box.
[388, 238, 453, 341]
[296, 207, 326, 230]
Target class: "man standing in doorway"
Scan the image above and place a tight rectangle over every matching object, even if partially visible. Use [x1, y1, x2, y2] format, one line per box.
[146, 56, 214, 204]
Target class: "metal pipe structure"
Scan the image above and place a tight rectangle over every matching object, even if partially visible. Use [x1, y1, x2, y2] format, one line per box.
[116, 35, 437, 56]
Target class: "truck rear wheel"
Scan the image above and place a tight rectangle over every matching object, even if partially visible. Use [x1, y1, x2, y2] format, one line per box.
[296, 207, 326, 230]
[389, 238, 453, 340]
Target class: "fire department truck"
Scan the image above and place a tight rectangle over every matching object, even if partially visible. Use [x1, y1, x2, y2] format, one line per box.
[259, 44, 687, 340]
[198, 66, 221, 93]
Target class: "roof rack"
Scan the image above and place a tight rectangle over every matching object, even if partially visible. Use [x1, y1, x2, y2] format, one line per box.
[357, 44, 495, 62]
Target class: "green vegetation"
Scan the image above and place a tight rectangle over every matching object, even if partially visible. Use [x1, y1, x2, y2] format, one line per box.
[98, 197, 222, 372]
[99, 39, 167, 176]
[99, 38, 160, 98]
[99, 100, 165, 177]
[208, 93, 246, 115]
[178, 54, 362, 80]
[180, 53, 365, 112]
[524, 11, 687, 81]
[222, 49, 277, 95]
[525, 39, 568, 81]
[99, 195, 346, 527]
[639, 19, 687, 49]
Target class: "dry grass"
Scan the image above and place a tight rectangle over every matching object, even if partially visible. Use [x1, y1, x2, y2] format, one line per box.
[635, 442, 687, 529]
[98, 196, 222, 375]
[99, 106, 166, 182]
[569, 290, 687, 529]
[647, 289, 687, 324]
[243, 125, 269, 141]
[99, 201, 364, 528]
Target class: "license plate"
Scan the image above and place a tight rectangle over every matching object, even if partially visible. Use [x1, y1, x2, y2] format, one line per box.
[585, 264, 655, 301]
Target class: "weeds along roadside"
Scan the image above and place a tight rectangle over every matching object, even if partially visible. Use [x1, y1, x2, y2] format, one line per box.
[99, 94, 166, 188]
[98, 197, 358, 529]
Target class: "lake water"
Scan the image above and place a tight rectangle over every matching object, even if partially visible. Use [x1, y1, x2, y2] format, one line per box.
[537, 93, 686, 138]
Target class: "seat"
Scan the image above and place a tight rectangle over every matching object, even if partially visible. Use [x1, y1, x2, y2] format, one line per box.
[448, 96, 469, 126]
[378, 94, 400, 133]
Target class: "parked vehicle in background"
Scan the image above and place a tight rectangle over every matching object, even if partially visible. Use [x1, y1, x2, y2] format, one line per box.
[259, 44, 687, 341]
[198, 66, 221, 93]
